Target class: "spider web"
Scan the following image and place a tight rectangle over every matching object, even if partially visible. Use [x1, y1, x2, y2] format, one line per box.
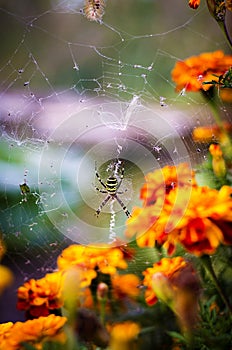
[0, 0, 231, 321]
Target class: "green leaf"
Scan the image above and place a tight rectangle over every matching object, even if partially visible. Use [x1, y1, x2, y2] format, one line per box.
[166, 331, 187, 343]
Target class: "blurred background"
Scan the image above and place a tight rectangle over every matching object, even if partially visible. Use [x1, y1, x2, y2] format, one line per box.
[0, 0, 231, 322]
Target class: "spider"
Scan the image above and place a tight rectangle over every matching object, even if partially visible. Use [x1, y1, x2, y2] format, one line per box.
[94, 160, 131, 218]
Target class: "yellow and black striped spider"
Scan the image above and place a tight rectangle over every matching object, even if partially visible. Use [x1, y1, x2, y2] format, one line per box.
[95, 160, 131, 218]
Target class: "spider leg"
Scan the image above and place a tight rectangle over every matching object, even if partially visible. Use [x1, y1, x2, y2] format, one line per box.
[95, 186, 107, 194]
[95, 171, 107, 188]
[95, 163, 107, 188]
[117, 188, 128, 195]
[115, 194, 131, 218]
[95, 195, 111, 217]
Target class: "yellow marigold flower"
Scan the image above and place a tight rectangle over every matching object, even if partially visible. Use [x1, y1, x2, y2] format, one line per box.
[111, 273, 140, 299]
[143, 257, 187, 306]
[108, 321, 140, 350]
[0, 238, 13, 296]
[189, 0, 200, 9]
[57, 244, 128, 279]
[193, 123, 232, 158]
[17, 271, 64, 318]
[0, 315, 67, 350]
[0, 265, 13, 295]
[192, 123, 232, 143]
[171, 50, 232, 92]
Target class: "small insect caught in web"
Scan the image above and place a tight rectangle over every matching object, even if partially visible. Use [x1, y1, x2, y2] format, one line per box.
[83, 0, 105, 22]
[19, 181, 30, 202]
[94, 159, 131, 218]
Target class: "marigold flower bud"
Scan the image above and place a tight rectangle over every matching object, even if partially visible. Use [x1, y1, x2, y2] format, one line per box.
[209, 144, 226, 178]
[151, 272, 175, 309]
[97, 282, 109, 301]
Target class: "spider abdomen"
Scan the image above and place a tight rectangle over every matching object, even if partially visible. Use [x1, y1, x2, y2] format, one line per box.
[95, 161, 131, 217]
[105, 177, 118, 194]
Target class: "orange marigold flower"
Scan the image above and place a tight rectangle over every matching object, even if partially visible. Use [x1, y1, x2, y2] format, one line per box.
[125, 163, 195, 248]
[125, 202, 166, 247]
[17, 271, 64, 318]
[220, 88, 232, 102]
[189, 0, 200, 9]
[111, 274, 140, 299]
[111, 239, 135, 261]
[209, 143, 223, 157]
[226, 0, 232, 11]
[126, 164, 232, 256]
[57, 244, 128, 280]
[171, 50, 232, 92]
[79, 287, 94, 308]
[0, 315, 67, 350]
[17, 268, 93, 318]
[171, 217, 223, 256]
[140, 163, 195, 206]
[143, 257, 187, 306]
[0, 322, 14, 350]
[163, 185, 232, 255]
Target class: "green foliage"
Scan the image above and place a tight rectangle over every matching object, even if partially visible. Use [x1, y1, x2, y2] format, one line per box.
[202, 67, 232, 89]
[195, 152, 231, 189]
[21, 341, 75, 350]
[167, 296, 232, 350]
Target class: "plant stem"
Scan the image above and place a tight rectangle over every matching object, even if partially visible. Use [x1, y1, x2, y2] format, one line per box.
[201, 88, 232, 159]
[218, 20, 232, 50]
[99, 299, 106, 325]
[201, 88, 223, 128]
[206, 0, 232, 49]
[200, 255, 232, 314]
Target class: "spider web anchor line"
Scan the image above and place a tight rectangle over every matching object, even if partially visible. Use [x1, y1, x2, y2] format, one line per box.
[113, 140, 123, 162]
